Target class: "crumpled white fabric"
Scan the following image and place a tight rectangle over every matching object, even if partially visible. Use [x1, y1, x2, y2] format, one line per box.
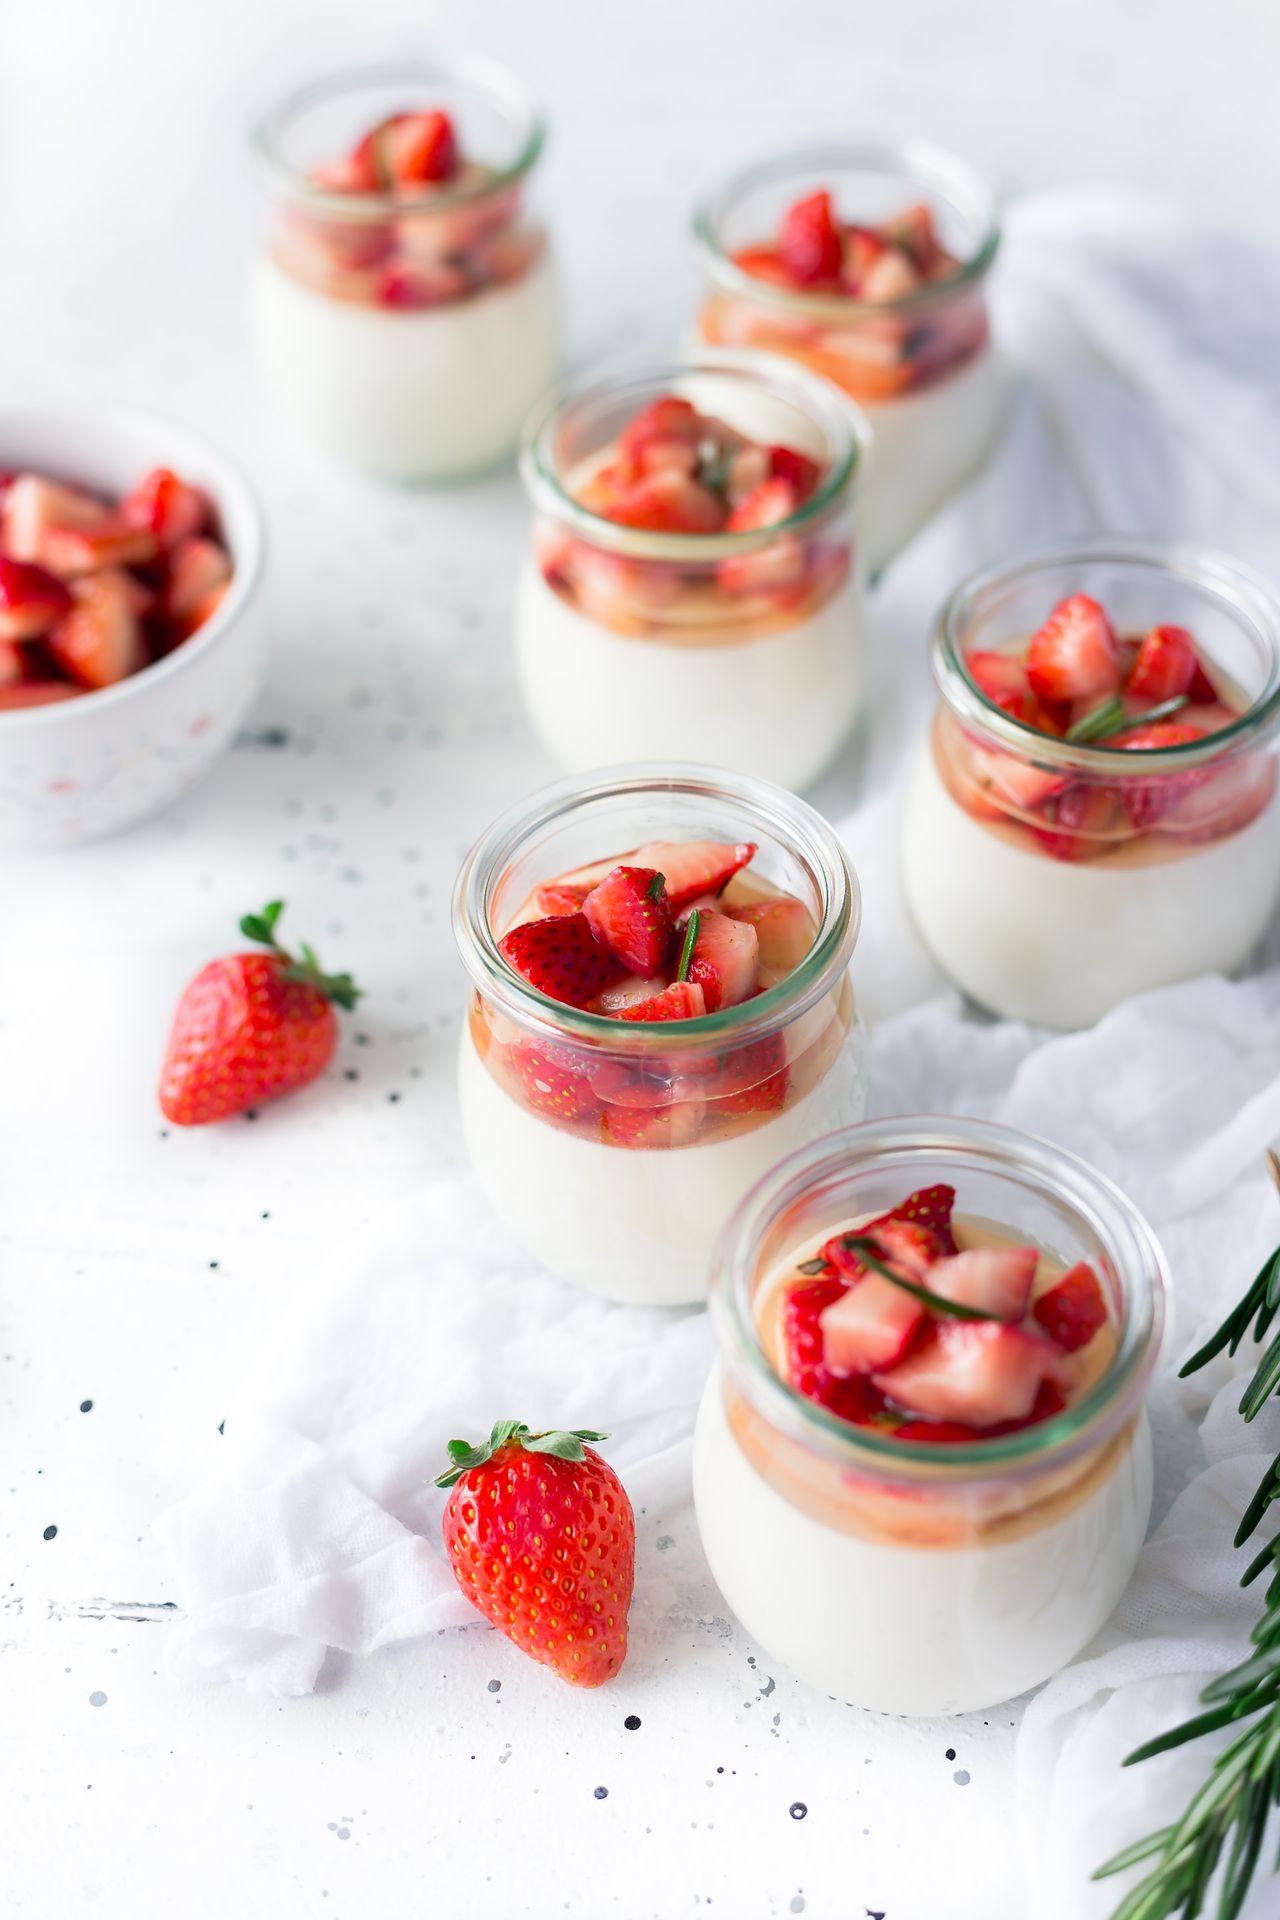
[158, 188, 1280, 1911]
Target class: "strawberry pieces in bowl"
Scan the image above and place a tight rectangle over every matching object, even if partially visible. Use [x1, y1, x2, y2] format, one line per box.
[0, 463, 233, 711]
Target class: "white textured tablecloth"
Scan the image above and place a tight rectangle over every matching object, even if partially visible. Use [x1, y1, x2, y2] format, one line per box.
[159, 190, 1280, 1916]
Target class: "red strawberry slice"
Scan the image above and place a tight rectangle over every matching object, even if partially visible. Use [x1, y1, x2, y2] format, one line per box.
[509, 1042, 600, 1124]
[0, 679, 81, 710]
[583, 865, 675, 976]
[719, 477, 804, 594]
[1114, 721, 1209, 828]
[618, 397, 701, 467]
[873, 1321, 1056, 1428]
[966, 648, 1034, 721]
[40, 517, 159, 578]
[1126, 624, 1198, 703]
[766, 446, 822, 503]
[2, 473, 109, 565]
[499, 912, 625, 1009]
[780, 1276, 891, 1424]
[725, 477, 798, 534]
[778, 190, 843, 286]
[966, 741, 1068, 813]
[859, 248, 923, 304]
[882, 202, 941, 273]
[927, 1246, 1038, 1321]
[1032, 1262, 1108, 1352]
[0, 639, 23, 686]
[693, 1030, 790, 1115]
[1027, 595, 1121, 703]
[605, 471, 727, 534]
[820, 1274, 926, 1374]
[617, 981, 707, 1022]
[387, 109, 457, 185]
[843, 1184, 958, 1253]
[163, 536, 233, 641]
[631, 840, 756, 911]
[732, 245, 797, 289]
[532, 882, 589, 917]
[685, 909, 759, 1013]
[121, 467, 209, 550]
[840, 223, 891, 292]
[0, 558, 72, 640]
[825, 1215, 943, 1285]
[725, 894, 813, 986]
[1030, 781, 1125, 861]
[47, 570, 146, 689]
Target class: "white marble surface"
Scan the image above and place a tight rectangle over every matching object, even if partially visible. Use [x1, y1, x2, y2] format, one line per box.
[3, 2, 1278, 1915]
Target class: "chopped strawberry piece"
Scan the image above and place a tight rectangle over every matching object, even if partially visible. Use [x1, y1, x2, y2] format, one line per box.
[892, 1419, 984, 1444]
[826, 1215, 942, 1285]
[631, 840, 755, 911]
[617, 981, 707, 1022]
[0, 639, 23, 686]
[1032, 1262, 1108, 1352]
[120, 468, 208, 549]
[0, 558, 72, 640]
[732, 245, 798, 289]
[965, 742, 1068, 813]
[967, 648, 1033, 718]
[872, 1183, 958, 1250]
[859, 248, 923, 303]
[2, 474, 107, 564]
[766, 446, 822, 502]
[605, 470, 727, 534]
[47, 570, 146, 690]
[0, 679, 81, 710]
[725, 477, 798, 534]
[840, 223, 890, 293]
[1030, 781, 1125, 861]
[583, 865, 675, 976]
[509, 1042, 600, 1124]
[1187, 659, 1220, 705]
[1114, 722, 1210, 828]
[1026, 595, 1121, 703]
[617, 397, 701, 467]
[532, 882, 589, 917]
[1126, 624, 1199, 703]
[778, 190, 843, 285]
[781, 1276, 891, 1423]
[386, 109, 457, 185]
[882, 202, 941, 273]
[927, 1246, 1038, 1321]
[685, 909, 759, 1012]
[40, 517, 159, 578]
[163, 536, 233, 640]
[499, 912, 625, 1009]
[873, 1321, 1056, 1428]
[687, 1030, 789, 1114]
[820, 1273, 926, 1374]
[725, 894, 813, 985]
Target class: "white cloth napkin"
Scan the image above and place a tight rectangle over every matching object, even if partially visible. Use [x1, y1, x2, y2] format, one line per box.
[158, 189, 1280, 1910]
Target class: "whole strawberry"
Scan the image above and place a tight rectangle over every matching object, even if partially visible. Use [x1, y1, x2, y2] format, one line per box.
[436, 1421, 634, 1688]
[158, 900, 361, 1125]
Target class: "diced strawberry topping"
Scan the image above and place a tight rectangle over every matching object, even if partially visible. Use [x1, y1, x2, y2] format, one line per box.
[163, 536, 233, 640]
[859, 248, 923, 304]
[766, 446, 822, 503]
[1126, 624, 1198, 703]
[509, 1042, 600, 1124]
[725, 894, 813, 985]
[532, 883, 589, 917]
[873, 1321, 1057, 1428]
[926, 1246, 1037, 1321]
[121, 468, 208, 550]
[820, 1274, 926, 1374]
[0, 558, 72, 641]
[499, 912, 624, 1009]
[1114, 722, 1210, 828]
[617, 981, 707, 1022]
[605, 471, 727, 534]
[876, 1184, 959, 1250]
[630, 840, 755, 911]
[1030, 781, 1125, 861]
[47, 570, 146, 690]
[583, 865, 675, 976]
[882, 202, 942, 273]
[1032, 1262, 1108, 1352]
[40, 518, 159, 579]
[725, 477, 798, 534]
[781, 1276, 890, 1424]
[967, 741, 1069, 813]
[778, 190, 843, 285]
[685, 909, 759, 1013]
[2, 474, 108, 564]
[966, 648, 1034, 721]
[1026, 595, 1122, 703]
[0, 679, 81, 710]
[617, 397, 701, 468]
[386, 110, 458, 186]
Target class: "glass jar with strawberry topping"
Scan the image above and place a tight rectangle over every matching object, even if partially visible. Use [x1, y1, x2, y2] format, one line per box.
[452, 763, 867, 1305]
[694, 1116, 1166, 1715]
[902, 541, 1280, 1028]
[515, 353, 869, 791]
[693, 143, 1005, 576]
[251, 58, 560, 480]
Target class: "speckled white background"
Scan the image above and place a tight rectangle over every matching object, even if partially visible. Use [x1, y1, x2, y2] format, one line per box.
[2, 2, 1277, 1915]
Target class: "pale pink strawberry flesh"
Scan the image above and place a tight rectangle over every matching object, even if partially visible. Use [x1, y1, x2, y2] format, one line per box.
[872, 1322, 1057, 1428]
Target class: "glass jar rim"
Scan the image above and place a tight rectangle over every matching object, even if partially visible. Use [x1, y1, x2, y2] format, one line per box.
[710, 1114, 1167, 1483]
[250, 57, 546, 218]
[517, 349, 869, 562]
[692, 139, 1001, 321]
[452, 761, 861, 1054]
[933, 537, 1280, 772]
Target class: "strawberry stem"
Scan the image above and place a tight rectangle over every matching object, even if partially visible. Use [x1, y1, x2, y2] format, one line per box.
[238, 901, 362, 1011]
[434, 1420, 609, 1489]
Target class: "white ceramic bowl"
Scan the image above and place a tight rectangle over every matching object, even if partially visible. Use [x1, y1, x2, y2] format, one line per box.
[0, 407, 267, 850]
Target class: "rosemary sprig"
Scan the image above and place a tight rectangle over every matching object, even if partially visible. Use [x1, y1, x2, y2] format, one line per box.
[675, 910, 700, 984]
[837, 1235, 999, 1323]
[1066, 693, 1190, 745]
[1094, 1150, 1280, 1920]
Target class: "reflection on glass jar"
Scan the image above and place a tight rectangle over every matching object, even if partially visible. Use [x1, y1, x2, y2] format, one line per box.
[694, 1117, 1166, 1715]
[452, 764, 868, 1305]
[692, 143, 1005, 575]
[250, 58, 560, 480]
[515, 353, 870, 791]
[902, 540, 1280, 1027]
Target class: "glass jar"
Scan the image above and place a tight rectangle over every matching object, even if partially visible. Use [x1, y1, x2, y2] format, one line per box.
[694, 1116, 1166, 1715]
[515, 352, 869, 792]
[902, 540, 1280, 1028]
[251, 58, 560, 480]
[692, 142, 1005, 576]
[452, 763, 867, 1305]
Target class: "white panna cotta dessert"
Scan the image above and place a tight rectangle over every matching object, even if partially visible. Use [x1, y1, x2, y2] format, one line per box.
[452, 765, 867, 1305]
[694, 141, 1006, 575]
[901, 543, 1280, 1028]
[693, 1118, 1166, 1716]
[515, 356, 870, 792]
[251, 59, 560, 481]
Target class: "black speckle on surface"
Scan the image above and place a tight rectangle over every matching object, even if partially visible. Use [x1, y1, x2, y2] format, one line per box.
[344, 1069, 359, 1082]
[487, 1679, 501, 1693]
[788, 1802, 807, 1821]
[387, 1092, 401, 1104]
[79, 1399, 93, 1414]
[593, 1786, 609, 1800]
[623, 1714, 640, 1731]
[354, 1032, 370, 1047]
[945, 1747, 956, 1761]
[208, 1260, 219, 1270]
[217, 1420, 225, 1435]
[243, 1109, 259, 1122]
[43, 1524, 57, 1541]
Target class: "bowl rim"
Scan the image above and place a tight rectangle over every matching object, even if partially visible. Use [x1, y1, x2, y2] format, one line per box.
[0, 403, 267, 729]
